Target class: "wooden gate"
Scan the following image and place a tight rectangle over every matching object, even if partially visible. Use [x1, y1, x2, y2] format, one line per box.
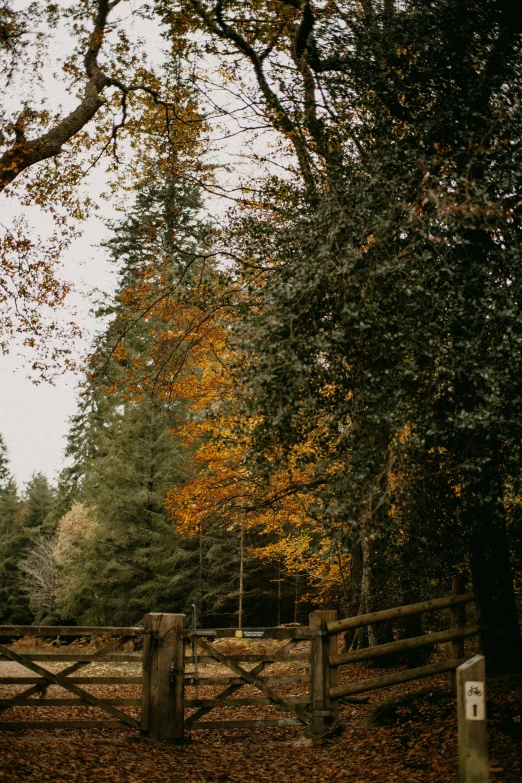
[0, 625, 143, 730]
[137, 610, 340, 741]
[184, 611, 338, 733]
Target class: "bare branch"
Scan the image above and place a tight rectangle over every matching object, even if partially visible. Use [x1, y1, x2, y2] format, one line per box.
[0, 0, 122, 191]
[188, 0, 317, 197]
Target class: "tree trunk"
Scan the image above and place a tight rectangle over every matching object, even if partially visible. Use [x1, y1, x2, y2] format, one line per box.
[277, 556, 282, 626]
[343, 532, 363, 651]
[198, 523, 203, 618]
[466, 463, 522, 673]
[360, 534, 378, 647]
[398, 576, 430, 666]
[294, 574, 301, 624]
[238, 525, 244, 629]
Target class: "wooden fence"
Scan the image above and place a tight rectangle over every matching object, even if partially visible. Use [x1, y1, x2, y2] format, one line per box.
[0, 626, 142, 730]
[182, 609, 337, 737]
[327, 580, 477, 701]
[0, 585, 478, 740]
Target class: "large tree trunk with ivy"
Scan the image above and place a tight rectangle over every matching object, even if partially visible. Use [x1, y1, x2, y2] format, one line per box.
[465, 460, 522, 674]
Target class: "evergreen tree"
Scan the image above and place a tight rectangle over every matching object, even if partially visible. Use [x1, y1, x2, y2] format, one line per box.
[23, 472, 56, 530]
[56, 175, 301, 627]
[57, 392, 201, 624]
[0, 435, 10, 491]
[55, 179, 218, 624]
[0, 437, 33, 623]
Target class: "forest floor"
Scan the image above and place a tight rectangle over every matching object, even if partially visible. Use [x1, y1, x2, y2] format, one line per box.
[0, 637, 520, 783]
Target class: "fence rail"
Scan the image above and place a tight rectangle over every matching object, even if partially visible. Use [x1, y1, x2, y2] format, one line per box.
[0, 698, 142, 706]
[0, 653, 141, 662]
[185, 627, 324, 639]
[0, 676, 142, 685]
[330, 624, 479, 667]
[0, 626, 142, 637]
[327, 582, 477, 703]
[326, 592, 475, 634]
[330, 657, 469, 699]
[184, 674, 311, 685]
[184, 653, 310, 664]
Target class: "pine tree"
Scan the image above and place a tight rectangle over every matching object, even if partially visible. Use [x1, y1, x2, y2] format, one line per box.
[0, 435, 10, 491]
[57, 392, 201, 624]
[0, 437, 33, 623]
[23, 472, 56, 530]
[53, 179, 216, 624]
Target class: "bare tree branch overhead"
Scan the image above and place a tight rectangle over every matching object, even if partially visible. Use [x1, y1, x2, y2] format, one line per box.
[0, 1, 123, 190]
[0, 0, 186, 193]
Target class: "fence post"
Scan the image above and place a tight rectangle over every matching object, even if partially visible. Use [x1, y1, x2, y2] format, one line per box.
[310, 609, 338, 734]
[457, 655, 489, 783]
[449, 574, 467, 690]
[141, 613, 185, 742]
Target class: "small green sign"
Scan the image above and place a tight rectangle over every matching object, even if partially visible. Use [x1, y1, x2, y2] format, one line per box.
[242, 630, 265, 638]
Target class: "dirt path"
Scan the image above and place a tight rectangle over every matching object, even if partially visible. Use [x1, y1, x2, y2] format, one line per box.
[0, 661, 49, 677]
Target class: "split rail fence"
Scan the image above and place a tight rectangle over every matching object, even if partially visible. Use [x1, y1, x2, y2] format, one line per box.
[0, 582, 477, 740]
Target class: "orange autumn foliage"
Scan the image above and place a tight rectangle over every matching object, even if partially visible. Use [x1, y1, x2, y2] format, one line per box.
[95, 201, 351, 606]
[143, 301, 352, 605]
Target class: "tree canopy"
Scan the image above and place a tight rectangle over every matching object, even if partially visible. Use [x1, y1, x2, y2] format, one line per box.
[1, 0, 521, 672]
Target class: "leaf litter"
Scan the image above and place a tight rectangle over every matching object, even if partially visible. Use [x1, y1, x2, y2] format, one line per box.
[0, 638, 520, 782]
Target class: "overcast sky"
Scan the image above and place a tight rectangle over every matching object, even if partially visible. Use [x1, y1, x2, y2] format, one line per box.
[0, 207, 117, 489]
[0, 3, 144, 488]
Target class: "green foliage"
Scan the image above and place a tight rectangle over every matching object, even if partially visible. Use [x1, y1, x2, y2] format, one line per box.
[0, 440, 33, 624]
[0, 434, 10, 491]
[53, 178, 289, 626]
[53, 180, 203, 624]
[207, 0, 522, 665]
[57, 394, 198, 624]
[23, 472, 56, 530]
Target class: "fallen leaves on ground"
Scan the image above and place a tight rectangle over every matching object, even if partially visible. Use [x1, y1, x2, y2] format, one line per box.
[0, 639, 520, 783]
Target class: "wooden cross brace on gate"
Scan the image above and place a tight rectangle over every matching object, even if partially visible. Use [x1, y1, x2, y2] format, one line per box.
[0, 642, 140, 729]
[0, 636, 132, 712]
[196, 637, 313, 727]
[185, 611, 339, 734]
[185, 637, 303, 727]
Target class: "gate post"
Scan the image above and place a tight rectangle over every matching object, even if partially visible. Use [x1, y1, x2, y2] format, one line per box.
[457, 655, 489, 783]
[141, 613, 185, 742]
[310, 609, 338, 734]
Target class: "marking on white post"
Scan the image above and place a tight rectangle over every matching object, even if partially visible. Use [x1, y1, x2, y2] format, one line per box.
[465, 681, 485, 721]
[457, 655, 489, 783]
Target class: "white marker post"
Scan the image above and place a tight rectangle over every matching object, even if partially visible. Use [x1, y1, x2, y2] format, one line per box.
[457, 655, 489, 783]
